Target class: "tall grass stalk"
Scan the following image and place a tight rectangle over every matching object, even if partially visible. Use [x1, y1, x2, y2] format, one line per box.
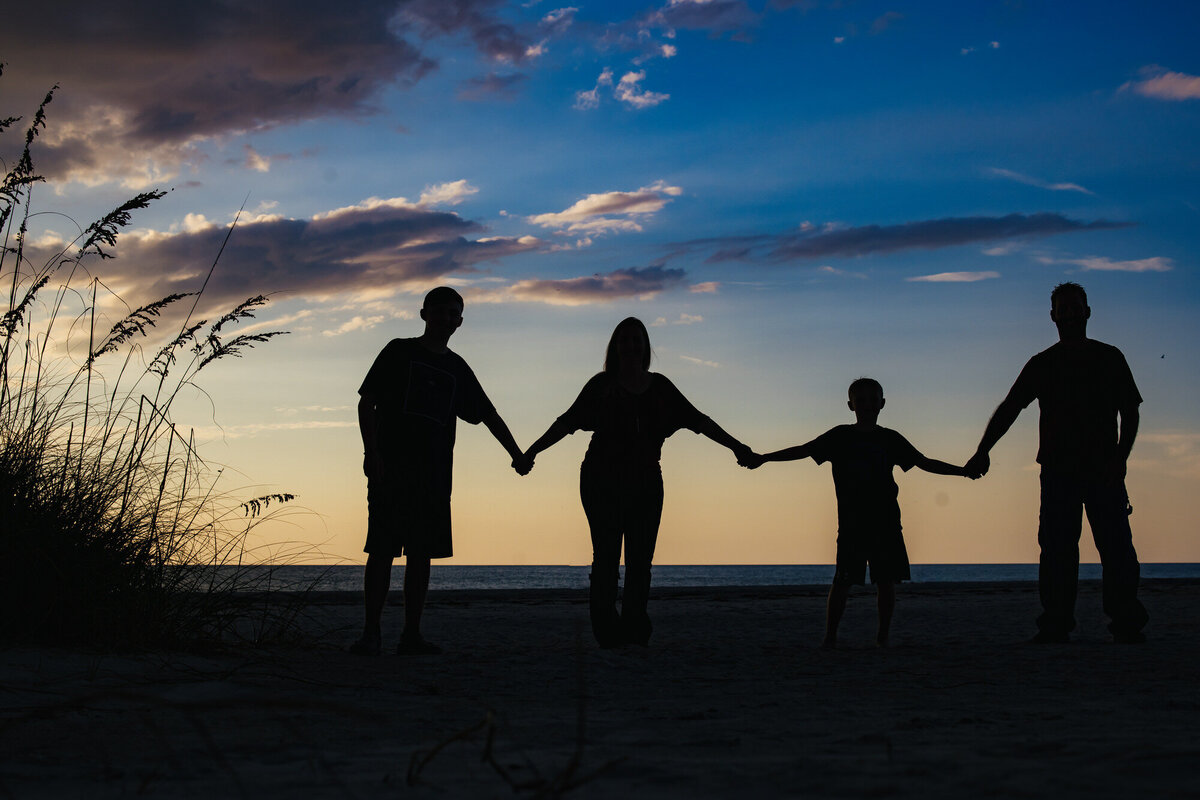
[1, 77, 299, 647]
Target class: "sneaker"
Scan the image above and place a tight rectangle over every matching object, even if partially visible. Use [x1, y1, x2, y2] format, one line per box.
[396, 636, 443, 656]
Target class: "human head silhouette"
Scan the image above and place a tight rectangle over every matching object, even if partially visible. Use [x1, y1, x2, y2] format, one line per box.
[604, 317, 652, 373]
[847, 377, 885, 425]
[1050, 281, 1090, 339]
[419, 286, 465, 339]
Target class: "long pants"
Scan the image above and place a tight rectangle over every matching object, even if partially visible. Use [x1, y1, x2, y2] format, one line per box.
[580, 463, 664, 647]
[1037, 469, 1149, 637]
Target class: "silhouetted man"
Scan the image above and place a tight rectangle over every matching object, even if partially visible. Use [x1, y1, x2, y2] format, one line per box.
[966, 283, 1148, 643]
[351, 286, 528, 656]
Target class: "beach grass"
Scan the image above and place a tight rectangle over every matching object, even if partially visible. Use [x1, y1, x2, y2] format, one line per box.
[0, 73, 305, 647]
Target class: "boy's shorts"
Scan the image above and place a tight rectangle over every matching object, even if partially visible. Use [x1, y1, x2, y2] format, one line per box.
[833, 527, 911, 586]
[365, 477, 453, 559]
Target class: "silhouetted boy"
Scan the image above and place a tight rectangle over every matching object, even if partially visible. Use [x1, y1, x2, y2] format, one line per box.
[743, 378, 972, 647]
[965, 282, 1148, 643]
[352, 287, 527, 656]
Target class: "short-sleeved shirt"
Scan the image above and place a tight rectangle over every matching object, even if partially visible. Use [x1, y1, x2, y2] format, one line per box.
[358, 337, 495, 501]
[807, 424, 922, 534]
[555, 372, 710, 473]
[1005, 339, 1142, 473]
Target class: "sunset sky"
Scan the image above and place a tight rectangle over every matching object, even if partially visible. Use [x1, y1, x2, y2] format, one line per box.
[3, 0, 1198, 566]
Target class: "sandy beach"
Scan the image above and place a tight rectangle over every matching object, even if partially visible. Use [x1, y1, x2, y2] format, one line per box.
[2, 578, 1197, 798]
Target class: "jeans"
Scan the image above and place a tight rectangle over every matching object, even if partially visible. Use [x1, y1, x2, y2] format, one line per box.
[1037, 468, 1148, 637]
[580, 462, 664, 646]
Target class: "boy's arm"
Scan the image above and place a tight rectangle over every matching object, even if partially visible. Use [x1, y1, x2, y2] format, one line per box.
[481, 408, 528, 474]
[744, 440, 817, 469]
[358, 394, 380, 478]
[914, 454, 971, 478]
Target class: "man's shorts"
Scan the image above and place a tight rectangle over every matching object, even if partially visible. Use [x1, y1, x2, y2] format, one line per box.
[833, 527, 911, 586]
[365, 478, 453, 559]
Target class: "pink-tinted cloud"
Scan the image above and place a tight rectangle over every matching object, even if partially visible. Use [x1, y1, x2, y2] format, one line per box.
[0, 0, 537, 185]
[497, 265, 688, 305]
[1121, 66, 1200, 101]
[681, 213, 1129, 265]
[23, 198, 541, 309]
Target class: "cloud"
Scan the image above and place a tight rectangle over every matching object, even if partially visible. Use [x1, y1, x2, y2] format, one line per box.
[1060, 256, 1174, 273]
[1133, 432, 1200, 479]
[645, 0, 760, 37]
[0, 0, 539, 187]
[458, 72, 530, 100]
[987, 167, 1094, 195]
[498, 265, 688, 305]
[869, 11, 903, 35]
[680, 354, 721, 368]
[906, 271, 1001, 283]
[574, 68, 614, 110]
[419, 180, 480, 207]
[689, 281, 720, 293]
[528, 182, 682, 236]
[682, 213, 1128, 265]
[22, 197, 542, 310]
[615, 71, 670, 109]
[1121, 66, 1200, 101]
[322, 315, 387, 337]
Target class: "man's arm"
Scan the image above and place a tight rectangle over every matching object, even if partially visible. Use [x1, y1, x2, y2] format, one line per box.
[1112, 403, 1139, 483]
[965, 393, 1025, 478]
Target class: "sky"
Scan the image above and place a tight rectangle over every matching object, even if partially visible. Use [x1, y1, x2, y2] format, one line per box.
[2, 0, 1198, 566]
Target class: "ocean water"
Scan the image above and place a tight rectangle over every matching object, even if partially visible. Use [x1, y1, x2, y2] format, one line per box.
[236, 563, 1200, 593]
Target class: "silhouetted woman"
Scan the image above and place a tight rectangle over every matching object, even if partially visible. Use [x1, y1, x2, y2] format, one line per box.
[524, 317, 751, 647]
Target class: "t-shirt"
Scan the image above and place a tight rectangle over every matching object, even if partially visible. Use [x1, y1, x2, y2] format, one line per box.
[807, 425, 922, 533]
[555, 372, 709, 470]
[1005, 338, 1142, 472]
[358, 337, 494, 499]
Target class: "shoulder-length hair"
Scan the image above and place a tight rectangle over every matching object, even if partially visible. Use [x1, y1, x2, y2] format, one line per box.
[604, 317, 652, 373]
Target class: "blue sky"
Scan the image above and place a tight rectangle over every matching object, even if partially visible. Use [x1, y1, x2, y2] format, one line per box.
[2, 0, 1198, 564]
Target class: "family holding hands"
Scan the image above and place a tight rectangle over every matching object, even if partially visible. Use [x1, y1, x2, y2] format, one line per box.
[352, 283, 1147, 656]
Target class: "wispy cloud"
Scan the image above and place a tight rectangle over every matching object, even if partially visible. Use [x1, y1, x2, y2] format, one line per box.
[1120, 66, 1200, 101]
[987, 167, 1094, 195]
[488, 265, 689, 305]
[651, 313, 704, 326]
[1047, 255, 1174, 273]
[680, 354, 721, 368]
[528, 182, 683, 237]
[680, 213, 1128, 265]
[689, 281, 720, 293]
[906, 271, 1000, 283]
[419, 180, 480, 207]
[615, 71, 670, 109]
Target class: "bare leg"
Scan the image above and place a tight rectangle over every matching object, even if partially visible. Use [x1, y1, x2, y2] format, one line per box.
[353, 552, 393, 653]
[824, 582, 850, 648]
[876, 581, 895, 647]
[402, 556, 432, 641]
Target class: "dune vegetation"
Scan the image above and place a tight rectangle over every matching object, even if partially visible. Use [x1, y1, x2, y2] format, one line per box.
[1, 75, 301, 647]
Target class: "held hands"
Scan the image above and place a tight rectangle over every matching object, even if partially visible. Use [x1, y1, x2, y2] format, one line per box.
[734, 444, 765, 470]
[963, 450, 989, 480]
[511, 451, 534, 476]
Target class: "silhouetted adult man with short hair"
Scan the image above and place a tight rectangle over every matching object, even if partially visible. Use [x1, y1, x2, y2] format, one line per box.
[966, 282, 1148, 643]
